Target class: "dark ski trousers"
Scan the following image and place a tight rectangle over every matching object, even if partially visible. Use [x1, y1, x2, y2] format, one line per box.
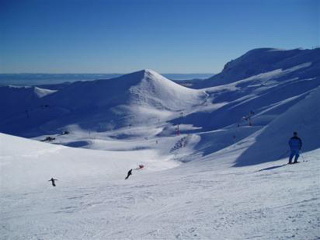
[289, 149, 300, 163]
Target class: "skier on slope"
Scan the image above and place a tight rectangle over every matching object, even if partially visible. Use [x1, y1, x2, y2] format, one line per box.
[125, 169, 133, 180]
[48, 178, 58, 187]
[288, 132, 302, 164]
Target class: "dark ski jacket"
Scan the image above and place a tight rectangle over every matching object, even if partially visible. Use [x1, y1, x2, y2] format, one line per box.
[289, 136, 302, 150]
[49, 178, 58, 186]
[125, 169, 133, 180]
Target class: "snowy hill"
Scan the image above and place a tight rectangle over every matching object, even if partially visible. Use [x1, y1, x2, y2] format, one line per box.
[0, 69, 206, 137]
[1, 48, 319, 160]
[1, 48, 320, 239]
[234, 86, 320, 166]
[176, 48, 320, 165]
[196, 48, 320, 88]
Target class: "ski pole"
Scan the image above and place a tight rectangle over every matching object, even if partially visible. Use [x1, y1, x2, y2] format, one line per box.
[300, 151, 307, 162]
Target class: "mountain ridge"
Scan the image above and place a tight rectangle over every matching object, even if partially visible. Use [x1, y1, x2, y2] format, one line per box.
[195, 48, 320, 88]
[0, 69, 206, 136]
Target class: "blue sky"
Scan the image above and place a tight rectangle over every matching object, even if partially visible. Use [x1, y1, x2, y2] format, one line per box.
[0, 0, 319, 74]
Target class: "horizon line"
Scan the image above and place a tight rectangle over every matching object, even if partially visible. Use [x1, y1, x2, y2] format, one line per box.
[0, 72, 215, 75]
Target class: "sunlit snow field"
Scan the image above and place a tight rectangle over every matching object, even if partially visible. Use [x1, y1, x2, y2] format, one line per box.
[1, 48, 320, 239]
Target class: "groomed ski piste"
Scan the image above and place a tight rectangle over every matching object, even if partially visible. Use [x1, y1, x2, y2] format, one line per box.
[1, 48, 320, 240]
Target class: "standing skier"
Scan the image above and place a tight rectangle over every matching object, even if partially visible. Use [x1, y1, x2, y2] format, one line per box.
[48, 178, 58, 187]
[125, 169, 133, 180]
[288, 132, 302, 164]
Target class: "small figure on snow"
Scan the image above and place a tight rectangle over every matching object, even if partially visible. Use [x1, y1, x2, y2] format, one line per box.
[139, 164, 144, 169]
[48, 178, 58, 187]
[125, 169, 133, 180]
[134, 164, 145, 170]
[288, 132, 302, 164]
[42, 136, 55, 142]
[242, 111, 255, 126]
[176, 125, 180, 135]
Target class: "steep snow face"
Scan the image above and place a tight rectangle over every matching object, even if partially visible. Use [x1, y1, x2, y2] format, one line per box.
[178, 74, 320, 134]
[234, 86, 320, 166]
[198, 48, 320, 88]
[129, 69, 205, 110]
[42, 69, 204, 111]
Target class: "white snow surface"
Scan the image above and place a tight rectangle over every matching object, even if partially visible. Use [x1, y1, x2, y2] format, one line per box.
[34, 87, 57, 98]
[1, 48, 320, 239]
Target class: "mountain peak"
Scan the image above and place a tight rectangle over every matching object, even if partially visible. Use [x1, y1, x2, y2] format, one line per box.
[198, 47, 320, 88]
[142, 68, 156, 74]
[118, 69, 162, 82]
[133, 69, 162, 78]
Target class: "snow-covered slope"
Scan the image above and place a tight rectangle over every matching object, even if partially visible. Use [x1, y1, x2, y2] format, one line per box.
[0, 69, 206, 137]
[34, 87, 57, 98]
[1, 127, 319, 239]
[197, 48, 320, 88]
[0, 133, 179, 192]
[42, 69, 204, 110]
[177, 48, 320, 135]
[234, 85, 320, 166]
[1, 48, 320, 239]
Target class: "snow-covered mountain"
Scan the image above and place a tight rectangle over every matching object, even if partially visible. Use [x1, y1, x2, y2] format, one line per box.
[1, 48, 320, 239]
[196, 48, 320, 88]
[0, 69, 206, 137]
[178, 48, 320, 147]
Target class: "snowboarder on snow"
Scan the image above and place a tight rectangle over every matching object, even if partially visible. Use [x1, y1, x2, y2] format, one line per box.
[48, 178, 58, 187]
[125, 169, 133, 180]
[288, 132, 302, 164]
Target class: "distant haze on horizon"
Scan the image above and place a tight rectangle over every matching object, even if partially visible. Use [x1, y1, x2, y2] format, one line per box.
[0, 0, 318, 74]
[0, 73, 214, 86]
